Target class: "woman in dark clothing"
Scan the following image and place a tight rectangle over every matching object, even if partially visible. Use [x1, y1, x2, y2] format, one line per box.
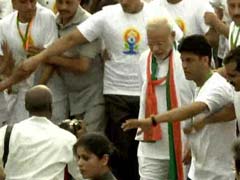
[73, 132, 117, 180]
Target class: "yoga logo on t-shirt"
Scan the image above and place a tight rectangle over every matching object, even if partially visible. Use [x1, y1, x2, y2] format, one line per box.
[123, 27, 141, 55]
[175, 17, 187, 36]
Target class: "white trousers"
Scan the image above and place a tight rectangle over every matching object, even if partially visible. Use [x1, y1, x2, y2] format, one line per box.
[138, 156, 169, 180]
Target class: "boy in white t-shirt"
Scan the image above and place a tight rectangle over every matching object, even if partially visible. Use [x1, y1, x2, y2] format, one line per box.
[122, 35, 236, 180]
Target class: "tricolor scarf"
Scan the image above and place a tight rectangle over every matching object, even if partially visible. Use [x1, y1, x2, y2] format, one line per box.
[144, 50, 184, 180]
[16, 15, 35, 51]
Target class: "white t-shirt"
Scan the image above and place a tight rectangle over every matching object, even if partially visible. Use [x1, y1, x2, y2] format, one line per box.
[152, 0, 214, 36]
[0, 116, 82, 180]
[0, 0, 13, 19]
[136, 49, 193, 159]
[77, 3, 183, 96]
[188, 73, 235, 180]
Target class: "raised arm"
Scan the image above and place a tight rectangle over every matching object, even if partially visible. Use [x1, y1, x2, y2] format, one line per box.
[204, 12, 229, 38]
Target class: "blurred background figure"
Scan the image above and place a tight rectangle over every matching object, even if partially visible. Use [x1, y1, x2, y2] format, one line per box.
[80, 0, 118, 13]
[233, 138, 240, 180]
[38, 0, 57, 13]
[0, 0, 13, 19]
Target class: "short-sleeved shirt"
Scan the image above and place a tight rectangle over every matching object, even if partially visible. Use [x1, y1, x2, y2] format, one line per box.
[77, 3, 183, 97]
[188, 73, 235, 180]
[56, 6, 104, 115]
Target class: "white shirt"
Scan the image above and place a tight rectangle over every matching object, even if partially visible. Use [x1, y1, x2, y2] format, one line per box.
[136, 49, 193, 159]
[152, 0, 214, 36]
[188, 73, 235, 180]
[0, 0, 13, 19]
[0, 116, 83, 180]
[77, 3, 183, 96]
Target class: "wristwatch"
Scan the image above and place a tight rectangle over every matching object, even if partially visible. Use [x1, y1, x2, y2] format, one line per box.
[151, 115, 157, 127]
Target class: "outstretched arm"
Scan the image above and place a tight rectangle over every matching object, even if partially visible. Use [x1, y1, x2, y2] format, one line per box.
[22, 28, 89, 72]
[47, 55, 91, 73]
[184, 103, 235, 134]
[39, 55, 91, 85]
[0, 29, 89, 91]
[122, 102, 208, 131]
[0, 61, 33, 91]
[9, 28, 88, 75]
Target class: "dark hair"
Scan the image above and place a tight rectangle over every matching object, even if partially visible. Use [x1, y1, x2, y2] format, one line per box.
[224, 46, 240, 72]
[73, 132, 116, 166]
[232, 138, 240, 175]
[80, 0, 90, 6]
[178, 34, 212, 65]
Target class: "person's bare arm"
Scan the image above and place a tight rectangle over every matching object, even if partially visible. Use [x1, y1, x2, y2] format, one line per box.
[122, 102, 208, 131]
[0, 62, 33, 91]
[0, 29, 89, 90]
[184, 103, 235, 134]
[205, 27, 219, 48]
[38, 65, 55, 85]
[47, 55, 90, 73]
[39, 55, 91, 85]
[204, 12, 229, 38]
[21, 28, 89, 73]
[204, 103, 235, 123]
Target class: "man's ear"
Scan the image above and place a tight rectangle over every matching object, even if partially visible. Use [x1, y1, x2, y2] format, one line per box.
[100, 154, 109, 166]
[202, 56, 210, 66]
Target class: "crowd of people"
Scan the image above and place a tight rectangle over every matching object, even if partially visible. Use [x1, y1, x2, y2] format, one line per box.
[0, 0, 240, 180]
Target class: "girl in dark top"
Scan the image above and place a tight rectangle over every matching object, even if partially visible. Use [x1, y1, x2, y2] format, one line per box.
[73, 132, 117, 180]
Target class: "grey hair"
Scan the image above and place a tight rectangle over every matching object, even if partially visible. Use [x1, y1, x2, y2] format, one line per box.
[146, 16, 173, 32]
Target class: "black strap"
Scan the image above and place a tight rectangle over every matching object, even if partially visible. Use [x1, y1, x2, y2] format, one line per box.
[2, 125, 13, 168]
